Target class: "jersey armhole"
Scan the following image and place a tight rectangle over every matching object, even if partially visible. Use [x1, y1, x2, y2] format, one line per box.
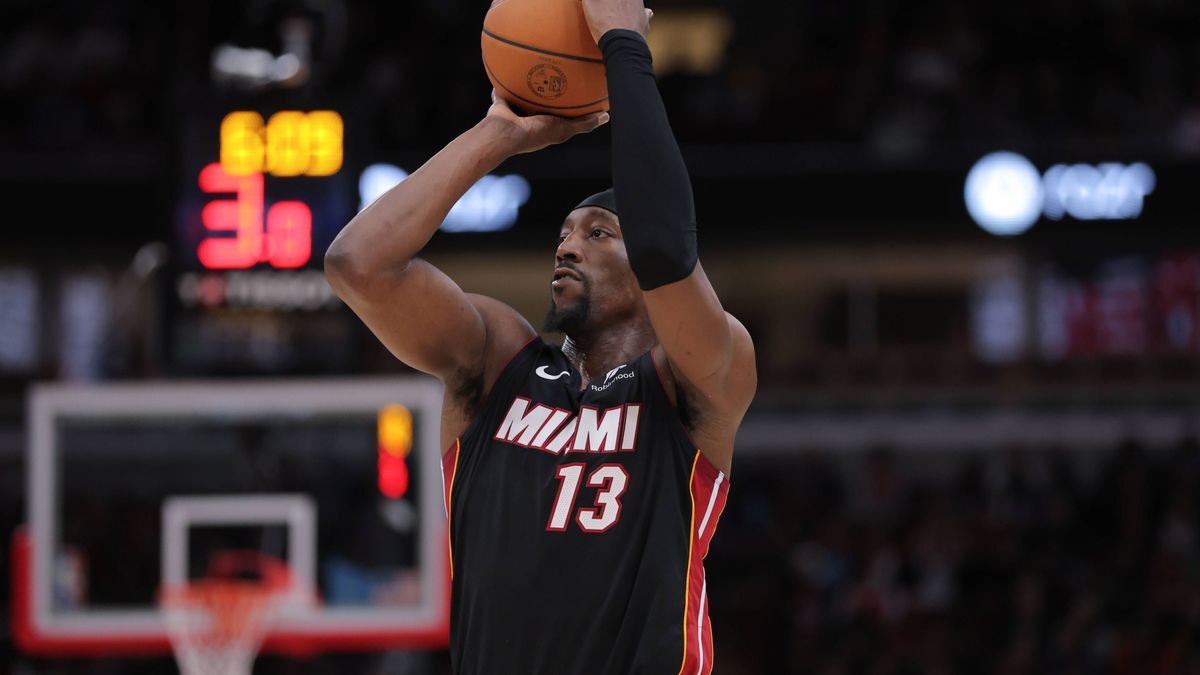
[648, 347, 730, 485]
[458, 335, 543, 445]
[647, 347, 700, 448]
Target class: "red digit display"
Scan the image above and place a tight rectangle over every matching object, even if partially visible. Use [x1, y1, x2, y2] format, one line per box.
[198, 163, 264, 270]
[195, 162, 314, 270]
[265, 201, 313, 269]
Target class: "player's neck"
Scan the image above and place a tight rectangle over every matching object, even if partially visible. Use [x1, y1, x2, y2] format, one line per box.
[562, 318, 656, 385]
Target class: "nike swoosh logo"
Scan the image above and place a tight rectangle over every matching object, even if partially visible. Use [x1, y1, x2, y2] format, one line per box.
[536, 366, 571, 381]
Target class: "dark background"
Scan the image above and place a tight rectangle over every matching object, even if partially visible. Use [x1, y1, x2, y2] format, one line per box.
[2, 0, 1199, 673]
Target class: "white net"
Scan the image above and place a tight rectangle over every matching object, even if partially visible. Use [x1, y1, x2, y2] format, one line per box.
[160, 581, 284, 675]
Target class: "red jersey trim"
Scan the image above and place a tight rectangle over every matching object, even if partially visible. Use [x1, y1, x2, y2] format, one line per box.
[442, 440, 462, 579]
[678, 450, 729, 675]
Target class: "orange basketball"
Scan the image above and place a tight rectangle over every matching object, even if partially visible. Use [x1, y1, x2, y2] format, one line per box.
[481, 0, 608, 117]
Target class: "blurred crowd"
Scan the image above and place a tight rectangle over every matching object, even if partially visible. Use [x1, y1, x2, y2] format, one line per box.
[2, 0, 1200, 154]
[0, 2, 165, 151]
[711, 440, 1200, 675]
[705, 0, 1200, 153]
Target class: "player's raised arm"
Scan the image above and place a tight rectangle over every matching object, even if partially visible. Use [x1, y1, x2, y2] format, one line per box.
[582, 0, 757, 451]
[325, 98, 608, 397]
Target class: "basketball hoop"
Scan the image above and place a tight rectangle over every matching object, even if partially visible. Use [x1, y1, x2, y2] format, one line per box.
[158, 551, 309, 675]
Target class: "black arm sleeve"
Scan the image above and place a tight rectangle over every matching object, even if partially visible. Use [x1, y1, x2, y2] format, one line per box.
[599, 29, 698, 291]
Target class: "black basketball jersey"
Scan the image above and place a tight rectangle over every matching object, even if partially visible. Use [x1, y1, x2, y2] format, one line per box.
[440, 337, 729, 675]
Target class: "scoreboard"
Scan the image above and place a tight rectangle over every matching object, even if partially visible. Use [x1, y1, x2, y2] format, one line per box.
[167, 104, 540, 374]
[177, 110, 350, 275]
[171, 108, 357, 374]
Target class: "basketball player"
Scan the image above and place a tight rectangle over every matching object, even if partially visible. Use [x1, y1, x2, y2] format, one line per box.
[325, 0, 756, 671]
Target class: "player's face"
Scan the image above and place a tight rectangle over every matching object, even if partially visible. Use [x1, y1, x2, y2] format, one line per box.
[544, 207, 643, 334]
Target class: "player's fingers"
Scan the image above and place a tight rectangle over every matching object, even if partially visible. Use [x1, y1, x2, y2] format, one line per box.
[575, 111, 610, 134]
[490, 90, 518, 114]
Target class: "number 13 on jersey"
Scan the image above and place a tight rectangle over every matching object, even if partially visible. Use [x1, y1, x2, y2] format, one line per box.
[547, 463, 629, 533]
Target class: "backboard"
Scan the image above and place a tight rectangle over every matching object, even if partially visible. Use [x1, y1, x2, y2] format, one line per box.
[14, 377, 449, 656]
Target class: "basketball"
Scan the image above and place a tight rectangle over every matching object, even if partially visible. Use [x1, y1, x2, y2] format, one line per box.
[481, 0, 609, 117]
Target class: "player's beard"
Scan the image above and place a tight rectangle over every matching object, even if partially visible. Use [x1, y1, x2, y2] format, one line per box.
[544, 280, 592, 335]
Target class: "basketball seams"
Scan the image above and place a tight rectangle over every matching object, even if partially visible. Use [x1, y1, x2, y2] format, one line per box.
[481, 28, 604, 64]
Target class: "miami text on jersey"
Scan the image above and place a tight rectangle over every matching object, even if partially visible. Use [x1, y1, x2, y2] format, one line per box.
[493, 397, 642, 454]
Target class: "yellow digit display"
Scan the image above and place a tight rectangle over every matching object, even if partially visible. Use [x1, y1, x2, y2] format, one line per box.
[219, 110, 343, 177]
[265, 111, 311, 177]
[219, 112, 266, 177]
[306, 111, 344, 176]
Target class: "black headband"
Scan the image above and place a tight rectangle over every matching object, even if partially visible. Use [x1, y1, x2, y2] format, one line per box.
[572, 188, 618, 217]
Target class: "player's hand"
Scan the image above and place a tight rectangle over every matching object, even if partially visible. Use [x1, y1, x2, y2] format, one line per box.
[484, 92, 609, 156]
[581, 0, 653, 43]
